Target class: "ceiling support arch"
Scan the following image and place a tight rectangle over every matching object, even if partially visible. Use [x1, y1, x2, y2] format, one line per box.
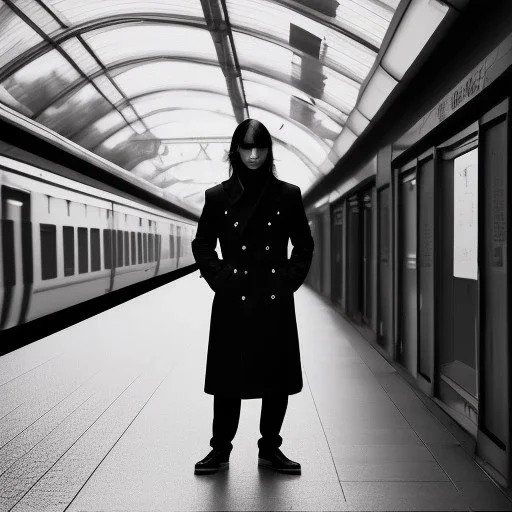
[200, 0, 248, 123]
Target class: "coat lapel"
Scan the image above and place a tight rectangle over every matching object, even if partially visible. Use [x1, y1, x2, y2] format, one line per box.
[222, 172, 281, 237]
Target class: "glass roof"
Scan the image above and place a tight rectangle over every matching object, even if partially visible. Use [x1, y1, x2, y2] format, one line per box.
[0, 0, 446, 214]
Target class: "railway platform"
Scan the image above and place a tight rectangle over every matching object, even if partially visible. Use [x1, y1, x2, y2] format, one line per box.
[1, 272, 511, 511]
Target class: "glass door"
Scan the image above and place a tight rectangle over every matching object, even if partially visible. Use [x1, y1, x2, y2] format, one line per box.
[399, 172, 418, 377]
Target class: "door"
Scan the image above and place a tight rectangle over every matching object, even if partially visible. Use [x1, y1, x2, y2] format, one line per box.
[399, 172, 418, 377]
[362, 192, 372, 325]
[477, 101, 509, 481]
[347, 195, 361, 321]
[1, 185, 33, 330]
[331, 204, 343, 307]
[438, 138, 479, 434]
[418, 154, 435, 392]
[378, 186, 391, 351]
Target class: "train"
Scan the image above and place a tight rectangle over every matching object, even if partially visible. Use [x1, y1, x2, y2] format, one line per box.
[0, 153, 197, 331]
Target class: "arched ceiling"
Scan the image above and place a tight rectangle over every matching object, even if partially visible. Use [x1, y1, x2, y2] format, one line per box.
[0, 0, 422, 213]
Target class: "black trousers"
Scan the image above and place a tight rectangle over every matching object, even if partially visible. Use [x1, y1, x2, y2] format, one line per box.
[210, 395, 289, 453]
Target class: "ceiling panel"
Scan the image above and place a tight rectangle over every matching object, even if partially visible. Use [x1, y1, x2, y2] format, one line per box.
[243, 80, 340, 145]
[11, 0, 62, 35]
[233, 32, 360, 114]
[145, 110, 238, 139]
[2, 49, 81, 115]
[45, 0, 204, 25]
[82, 24, 217, 69]
[250, 106, 329, 169]
[0, 4, 44, 71]
[36, 82, 112, 139]
[112, 61, 229, 101]
[130, 90, 234, 119]
[230, 20, 376, 84]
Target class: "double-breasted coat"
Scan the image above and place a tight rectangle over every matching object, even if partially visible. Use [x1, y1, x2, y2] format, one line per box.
[191, 171, 314, 398]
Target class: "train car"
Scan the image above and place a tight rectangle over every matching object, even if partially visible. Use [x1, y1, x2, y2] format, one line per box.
[0, 154, 196, 331]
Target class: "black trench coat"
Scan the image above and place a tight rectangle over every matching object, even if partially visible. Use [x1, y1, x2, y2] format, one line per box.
[191, 172, 314, 398]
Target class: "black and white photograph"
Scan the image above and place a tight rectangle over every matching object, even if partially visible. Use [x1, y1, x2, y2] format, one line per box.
[1, 0, 512, 510]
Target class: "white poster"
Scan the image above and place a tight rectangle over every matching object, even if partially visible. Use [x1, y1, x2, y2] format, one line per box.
[453, 148, 478, 280]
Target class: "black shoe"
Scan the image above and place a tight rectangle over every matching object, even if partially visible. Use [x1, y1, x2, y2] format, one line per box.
[258, 448, 301, 474]
[194, 449, 230, 474]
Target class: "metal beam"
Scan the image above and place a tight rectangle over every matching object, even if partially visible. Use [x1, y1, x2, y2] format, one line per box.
[200, 0, 248, 123]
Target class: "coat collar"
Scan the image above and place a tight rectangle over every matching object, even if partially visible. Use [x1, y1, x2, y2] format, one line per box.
[222, 172, 281, 237]
[222, 171, 279, 205]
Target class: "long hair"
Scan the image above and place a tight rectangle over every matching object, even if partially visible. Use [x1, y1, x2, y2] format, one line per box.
[227, 119, 276, 178]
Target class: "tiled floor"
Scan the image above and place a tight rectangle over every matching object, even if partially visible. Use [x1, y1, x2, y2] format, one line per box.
[1, 271, 511, 511]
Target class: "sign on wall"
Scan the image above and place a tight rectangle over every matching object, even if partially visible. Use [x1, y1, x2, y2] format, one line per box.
[453, 148, 478, 280]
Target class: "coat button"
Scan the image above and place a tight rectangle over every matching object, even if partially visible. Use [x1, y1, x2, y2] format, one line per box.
[271, 268, 275, 273]
[234, 221, 238, 227]
[271, 294, 275, 299]
[233, 268, 237, 273]
[241, 295, 246, 300]
[265, 246, 270, 250]
[242, 245, 246, 250]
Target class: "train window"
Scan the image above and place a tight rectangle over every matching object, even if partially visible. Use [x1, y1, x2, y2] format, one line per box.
[124, 231, 129, 265]
[91, 228, 100, 271]
[103, 230, 112, 269]
[40, 224, 57, 280]
[137, 232, 142, 263]
[2, 219, 15, 286]
[131, 232, 136, 265]
[63, 226, 74, 276]
[117, 230, 123, 267]
[177, 226, 182, 258]
[78, 227, 88, 274]
[148, 233, 154, 262]
[112, 230, 117, 268]
[155, 234, 159, 260]
[156, 234, 161, 260]
[143, 233, 148, 263]
[170, 225, 175, 259]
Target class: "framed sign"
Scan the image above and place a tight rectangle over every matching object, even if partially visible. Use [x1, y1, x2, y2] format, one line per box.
[453, 148, 478, 280]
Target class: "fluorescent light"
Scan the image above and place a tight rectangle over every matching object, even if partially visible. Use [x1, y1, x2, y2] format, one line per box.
[382, 0, 449, 80]
[357, 65, 397, 120]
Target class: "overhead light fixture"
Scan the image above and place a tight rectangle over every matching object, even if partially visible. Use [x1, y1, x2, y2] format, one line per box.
[382, 0, 450, 80]
[357, 66, 398, 120]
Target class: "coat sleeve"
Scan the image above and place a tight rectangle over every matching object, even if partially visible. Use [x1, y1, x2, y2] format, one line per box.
[191, 190, 241, 294]
[284, 187, 314, 292]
